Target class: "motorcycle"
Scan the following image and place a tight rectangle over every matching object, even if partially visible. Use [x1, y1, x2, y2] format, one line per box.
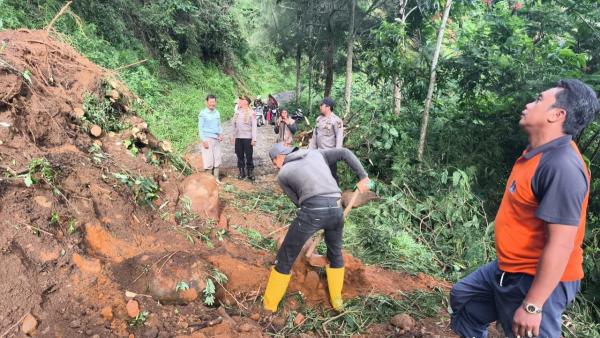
[290, 108, 304, 122]
[254, 105, 265, 127]
[268, 108, 279, 125]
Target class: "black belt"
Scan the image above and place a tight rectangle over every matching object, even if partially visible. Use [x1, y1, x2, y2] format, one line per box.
[301, 196, 341, 209]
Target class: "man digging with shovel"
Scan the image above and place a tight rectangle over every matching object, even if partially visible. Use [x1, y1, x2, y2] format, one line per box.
[262, 143, 371, 313]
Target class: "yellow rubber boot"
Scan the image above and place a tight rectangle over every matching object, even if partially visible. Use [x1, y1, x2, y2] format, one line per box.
[326, 265, 345, 312]
[263, 267, 292, 312]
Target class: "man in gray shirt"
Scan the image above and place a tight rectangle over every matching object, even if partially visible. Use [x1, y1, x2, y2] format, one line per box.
[262, 143, 370, 313]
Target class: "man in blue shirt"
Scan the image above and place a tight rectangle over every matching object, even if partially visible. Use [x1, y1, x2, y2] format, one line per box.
[198, 95, 223, 182]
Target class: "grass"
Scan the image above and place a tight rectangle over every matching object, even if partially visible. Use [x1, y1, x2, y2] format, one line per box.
[234, 225, 277, 252]
[563, 297, 600, 338]
[226, 185, 296, 225]
[275, 290, 447, 337]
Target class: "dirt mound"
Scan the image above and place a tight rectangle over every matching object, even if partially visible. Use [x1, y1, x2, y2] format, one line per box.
[0, 30, 221, 337]
[0, 30, 455, 337]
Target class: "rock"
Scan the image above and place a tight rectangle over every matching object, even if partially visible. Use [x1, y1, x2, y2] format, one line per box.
[69, 319, 81, 328]
[341, 190, 379, 208]
[249, 312, 260, 321]
[128, 253, 210, 305]
[183, 144, 205, 173]
[238, 323, 253, 332]
[126, 300, 140, 318]
[271, 316, 286, 329]
[92, 335, 100, 338]
[143, 327, 159, 338]
[90, 124, 102, 138]
[293, 313, 305, 326]
[179, 173, 219, 221]
[34, 195, 52, 208]
[21, 313, 38, 335]
[390, 313, 415, 331]
[178, 288, 198, 303]
[100, 306, 113, 321]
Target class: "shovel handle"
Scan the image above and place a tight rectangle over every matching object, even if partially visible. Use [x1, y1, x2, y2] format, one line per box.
[304, 189, 361, 260]
[343, 189, 361, 218]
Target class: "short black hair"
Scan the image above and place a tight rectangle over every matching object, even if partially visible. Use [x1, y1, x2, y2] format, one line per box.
[206, 94, 216, 101]
[238, 95, 252, 104]
[553, 79, 600, 135]
[320, 97, 335, 110]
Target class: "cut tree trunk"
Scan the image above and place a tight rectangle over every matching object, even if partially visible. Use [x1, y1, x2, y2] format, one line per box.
[90, 125, 102, 137]
[72, 107, 85, 119]
[417, 0, 453, 163]
[343, 0, 356, 117]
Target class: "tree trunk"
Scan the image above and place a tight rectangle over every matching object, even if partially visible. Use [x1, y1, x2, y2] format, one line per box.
[417, 0, 453, 163]
[295, 45, 302, 106]
[393, 77, 402, 116]
[324, 38, 334, 98]
[343, 0, 356, 117]
[308, 56, 313, 115]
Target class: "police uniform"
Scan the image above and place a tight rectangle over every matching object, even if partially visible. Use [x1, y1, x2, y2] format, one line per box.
[309, 114, 344, 150]
[309, 113, 343, 181]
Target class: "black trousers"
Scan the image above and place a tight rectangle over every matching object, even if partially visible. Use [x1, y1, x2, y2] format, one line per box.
[234, 138, 254, 170]
[274, 196, 344, 274]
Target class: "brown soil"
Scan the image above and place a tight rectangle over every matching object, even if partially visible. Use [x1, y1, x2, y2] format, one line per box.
[0, 30, 459, 338]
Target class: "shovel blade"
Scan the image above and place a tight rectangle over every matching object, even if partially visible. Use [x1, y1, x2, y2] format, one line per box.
[306, 254, 328, 267]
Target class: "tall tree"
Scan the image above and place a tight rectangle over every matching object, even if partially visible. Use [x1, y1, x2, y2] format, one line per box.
[343, 0, 356, 115]
[417, 0, 452, 163]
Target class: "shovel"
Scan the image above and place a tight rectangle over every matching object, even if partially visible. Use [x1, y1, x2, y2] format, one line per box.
[303, 189, 361, 268]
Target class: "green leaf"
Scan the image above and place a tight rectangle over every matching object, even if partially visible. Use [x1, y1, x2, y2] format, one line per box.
[175, 281, 190, 292]
[22, 69, 31, 84]
[24, 175, 33, 187]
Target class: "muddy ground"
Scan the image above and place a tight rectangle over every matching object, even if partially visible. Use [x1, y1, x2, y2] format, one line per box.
[0, 29, 466, 338]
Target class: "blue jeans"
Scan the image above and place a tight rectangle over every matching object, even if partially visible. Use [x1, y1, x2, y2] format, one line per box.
[450, 261, 580, 338]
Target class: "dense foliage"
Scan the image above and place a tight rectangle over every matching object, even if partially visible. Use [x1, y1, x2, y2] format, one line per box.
[2, 0, 600, 335]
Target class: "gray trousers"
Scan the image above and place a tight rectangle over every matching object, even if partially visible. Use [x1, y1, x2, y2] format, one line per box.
[200, 137, 221, 170]
[450, 261, 580, 338]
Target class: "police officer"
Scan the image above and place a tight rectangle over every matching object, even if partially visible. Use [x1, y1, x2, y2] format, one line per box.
[308, 97, 344, 180]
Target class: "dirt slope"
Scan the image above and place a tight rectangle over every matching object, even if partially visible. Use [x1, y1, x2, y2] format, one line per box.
[0, 30, 456, 338]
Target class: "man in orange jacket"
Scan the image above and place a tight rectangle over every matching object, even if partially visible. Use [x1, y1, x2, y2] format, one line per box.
[450, 79, 599, 338]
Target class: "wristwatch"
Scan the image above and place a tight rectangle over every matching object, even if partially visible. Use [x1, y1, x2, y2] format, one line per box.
[522, 302, 542, 314]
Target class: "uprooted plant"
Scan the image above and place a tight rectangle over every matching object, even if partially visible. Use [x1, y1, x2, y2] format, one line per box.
[112, 171, 160, 207]
[171, 197, 226, 247]
[203, 268, 228, 307]
[81, 93, 126, 133]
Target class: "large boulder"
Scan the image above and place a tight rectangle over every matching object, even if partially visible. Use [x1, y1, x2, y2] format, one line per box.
[179, 172, 219, 221]
[111, 252, 212, 305]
